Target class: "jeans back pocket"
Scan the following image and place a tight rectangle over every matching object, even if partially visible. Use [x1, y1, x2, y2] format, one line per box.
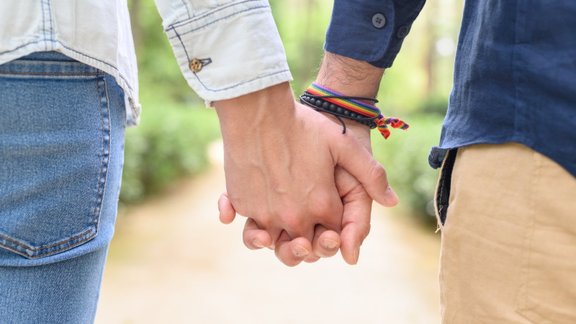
[0, 54, 113, 259]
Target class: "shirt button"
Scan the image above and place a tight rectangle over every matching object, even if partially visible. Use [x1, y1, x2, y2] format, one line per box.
[396, 25, 410, 38]
[371, 13, 386, 29]
[189, 58, 204, 73]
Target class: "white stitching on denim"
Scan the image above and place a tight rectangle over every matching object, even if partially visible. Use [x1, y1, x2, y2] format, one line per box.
[47, 0, 54, 43]
[40, 0, 47, 51]
[0, 229, 97, 258]
[180, 0, 192, 19]
[171, 26, 191, 62]
[167, 6, 269, 39]
[192, 69, 290, 92]
[0, 42, 135, 93]
[0, 75, 112, 259]
[93, 78, 111, 232]
[169, 22, 289, 92]
[168, 0, 262, 30]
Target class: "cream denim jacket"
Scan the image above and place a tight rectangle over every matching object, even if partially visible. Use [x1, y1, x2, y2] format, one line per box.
[0, 0, 292, 125]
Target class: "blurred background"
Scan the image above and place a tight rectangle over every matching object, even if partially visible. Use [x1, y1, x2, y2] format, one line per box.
[95, 1, 463, 323]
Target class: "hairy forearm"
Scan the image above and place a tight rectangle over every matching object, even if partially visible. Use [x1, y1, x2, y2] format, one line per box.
[313, 52, 386, 145]
[315, 52, 385, 99]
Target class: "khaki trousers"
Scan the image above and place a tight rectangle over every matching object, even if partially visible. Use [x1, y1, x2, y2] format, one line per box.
[436, 143, 576, 323]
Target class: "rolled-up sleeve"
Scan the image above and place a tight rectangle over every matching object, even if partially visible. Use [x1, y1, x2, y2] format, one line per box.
[325, 0, 426, 68]
[155, 0, 292, 102]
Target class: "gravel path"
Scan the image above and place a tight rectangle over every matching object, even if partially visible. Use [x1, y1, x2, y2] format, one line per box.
[95, 143, 441, 324]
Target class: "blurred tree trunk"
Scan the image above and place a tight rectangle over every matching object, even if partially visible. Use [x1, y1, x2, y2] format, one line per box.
[423, 0, 438, 99]
[129, 0, 143, 51]
[299, 0, 318, 83]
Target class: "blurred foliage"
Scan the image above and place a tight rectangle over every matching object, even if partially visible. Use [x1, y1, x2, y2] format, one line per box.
[372, 115, 443, 223]
[120, 0, 218, 203]
[124, 0, 462, 219]
[120, 99, 219, 203]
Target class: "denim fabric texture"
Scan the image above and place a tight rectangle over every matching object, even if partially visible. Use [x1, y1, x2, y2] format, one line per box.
[0, 1, 293, 111]
[0, 52, 125, 322]
[0, 1, 140, 125]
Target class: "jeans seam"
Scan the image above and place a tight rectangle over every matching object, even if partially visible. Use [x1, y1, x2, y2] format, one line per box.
[192, 69, 291, 92]
[180, 0, 192, 19]
[168, 6, 268, 39]
[170, 25, 290, 93]
[0, 72, 101, 77]
[47, 0, 55, 43]
[0, 77, 111, 259]
[171, 26, 191, 62]
[94, 77, 111, 236]
[167, 0, 262, 30]
[0, 229, 97, 259]
[0, 42, 136, 93]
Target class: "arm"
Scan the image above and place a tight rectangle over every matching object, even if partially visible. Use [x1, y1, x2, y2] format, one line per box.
[224, 53, 398, 265]
[237, 0, 427, 264]
[153, 0, 292, 102]
[154, 0, 394, 265]
[215, 81, 396, 266]
[308, 0, 427, 262]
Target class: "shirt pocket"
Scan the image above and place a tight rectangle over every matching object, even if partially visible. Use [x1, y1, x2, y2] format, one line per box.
[0, 63, 111, 260]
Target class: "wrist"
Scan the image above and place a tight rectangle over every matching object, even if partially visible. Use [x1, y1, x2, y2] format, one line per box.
[214, 82, 295, 141]
[315, 52, 385, 99]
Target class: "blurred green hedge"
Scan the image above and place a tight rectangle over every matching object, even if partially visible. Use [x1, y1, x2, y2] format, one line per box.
[120, 100, 220, 203]
[372, 114, 443, 224]
[120, 102, 445, 223]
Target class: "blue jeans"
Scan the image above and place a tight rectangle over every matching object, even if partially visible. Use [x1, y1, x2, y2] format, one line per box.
[0, 52, 125, 323]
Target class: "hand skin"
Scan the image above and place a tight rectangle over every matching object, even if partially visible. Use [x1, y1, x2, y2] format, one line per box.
[215, 72, 397, 266]
[219, 116, 391, 265]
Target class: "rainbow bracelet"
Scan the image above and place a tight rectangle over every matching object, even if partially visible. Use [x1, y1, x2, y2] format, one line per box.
[300, 83, 409, 139]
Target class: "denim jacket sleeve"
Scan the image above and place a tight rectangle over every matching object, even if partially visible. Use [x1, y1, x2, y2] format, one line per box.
[326, 0, 426, 68]
[154, 0, 292, 103]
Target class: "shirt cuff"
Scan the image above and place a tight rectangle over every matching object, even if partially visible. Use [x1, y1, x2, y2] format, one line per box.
[162, 0, 293, 103]
[325, 0, 426, 68]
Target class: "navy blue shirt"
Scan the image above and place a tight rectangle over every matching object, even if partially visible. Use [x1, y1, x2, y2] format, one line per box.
[325, 0, 576, 176]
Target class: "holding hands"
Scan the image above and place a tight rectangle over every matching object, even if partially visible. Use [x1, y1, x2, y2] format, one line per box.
[215, 54, 397, 266]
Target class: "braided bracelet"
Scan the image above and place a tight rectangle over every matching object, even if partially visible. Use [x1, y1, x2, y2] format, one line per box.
[300, 83, 409, 139]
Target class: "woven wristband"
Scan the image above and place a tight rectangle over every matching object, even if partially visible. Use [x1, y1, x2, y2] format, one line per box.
[300, 83, 409, 139]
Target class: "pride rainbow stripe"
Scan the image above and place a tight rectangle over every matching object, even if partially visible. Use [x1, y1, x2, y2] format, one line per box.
[305, 83, 409, 139]
[306, 83, 381, 118]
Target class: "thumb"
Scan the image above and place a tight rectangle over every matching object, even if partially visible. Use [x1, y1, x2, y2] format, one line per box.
[332, 138, 399, 207]
[218, 193, 237, 224]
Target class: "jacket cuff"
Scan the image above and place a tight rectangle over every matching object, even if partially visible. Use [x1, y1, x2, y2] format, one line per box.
[163, 0, 292, 102]
[325, 0, 425, 68]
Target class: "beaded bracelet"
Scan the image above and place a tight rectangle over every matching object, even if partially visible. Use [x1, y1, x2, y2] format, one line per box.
[300, 83, 409, 139]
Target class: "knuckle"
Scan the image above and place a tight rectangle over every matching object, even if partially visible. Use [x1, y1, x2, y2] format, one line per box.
[367, 161, 387, 182]
[279, 212, 306, 233]
[359, 223, 371, 240]
[254, 213, 272, 229]
[309, 193, 340, 218]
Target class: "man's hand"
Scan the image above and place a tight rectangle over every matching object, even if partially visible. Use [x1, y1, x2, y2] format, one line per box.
[214, 82, 397, 266]
[219, 111, 394, 265]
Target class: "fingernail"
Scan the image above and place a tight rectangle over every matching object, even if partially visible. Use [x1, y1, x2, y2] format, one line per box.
[352, 248, 360, 264]
[292, 246, 309, 258]
[252, 239, 265, 248]
[321, 239, 338, 250]
[385, 186, 399, 204]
